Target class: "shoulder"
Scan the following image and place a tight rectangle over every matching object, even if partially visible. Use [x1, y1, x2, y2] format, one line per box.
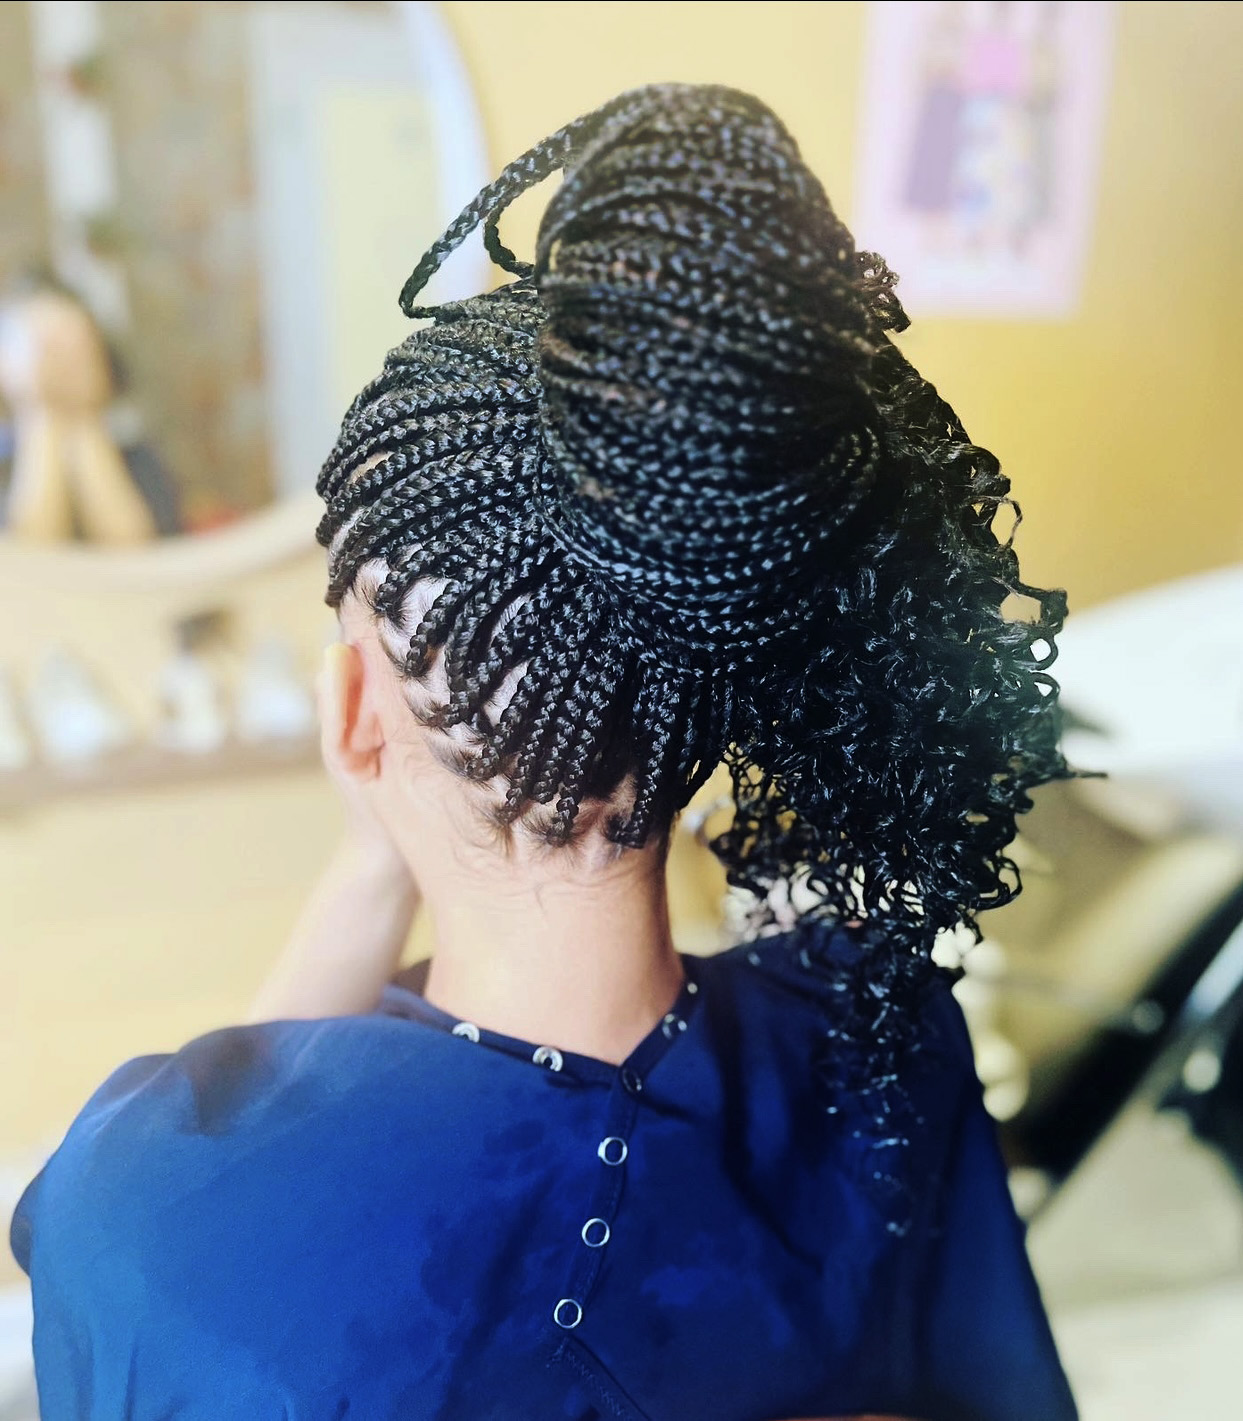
[12, 1014, 471, 1413]
[11, 1012, 448, 1276]
[699, 922, 974, 1072]
[696, 924, 984, 1172]
[51, 1012, 429, 1149]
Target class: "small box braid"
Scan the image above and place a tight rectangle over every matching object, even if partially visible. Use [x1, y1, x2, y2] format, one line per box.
[316, 84, 1076, 1134]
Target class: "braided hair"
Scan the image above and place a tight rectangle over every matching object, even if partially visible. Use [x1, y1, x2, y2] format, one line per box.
[317, 84, 1075, 1116]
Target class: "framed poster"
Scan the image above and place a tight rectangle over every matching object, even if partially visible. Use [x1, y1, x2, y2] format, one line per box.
[853, 1, 1115, 318]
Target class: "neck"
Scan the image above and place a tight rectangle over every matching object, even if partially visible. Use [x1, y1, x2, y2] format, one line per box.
[418, 836, 682, 1066]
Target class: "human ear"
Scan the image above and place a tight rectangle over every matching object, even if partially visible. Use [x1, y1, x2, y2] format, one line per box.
[318, 641, 385, 783]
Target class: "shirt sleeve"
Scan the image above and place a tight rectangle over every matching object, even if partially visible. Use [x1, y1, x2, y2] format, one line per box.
[10, 1041, 291, 1420]
[910, 986, 1079, 1421]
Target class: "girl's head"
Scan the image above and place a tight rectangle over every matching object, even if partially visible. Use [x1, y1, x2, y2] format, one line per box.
[318, 84, 1073, 1086]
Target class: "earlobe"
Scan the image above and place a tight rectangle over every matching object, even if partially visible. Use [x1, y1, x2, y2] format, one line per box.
[320, 642, 384, 781]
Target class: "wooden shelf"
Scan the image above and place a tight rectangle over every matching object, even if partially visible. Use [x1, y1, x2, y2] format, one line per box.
[0, 491, 321, 593]
[0, 735, 320, 814]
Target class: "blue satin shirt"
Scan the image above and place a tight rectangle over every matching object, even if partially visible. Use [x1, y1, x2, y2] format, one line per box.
[12, 929, 1076, 1420]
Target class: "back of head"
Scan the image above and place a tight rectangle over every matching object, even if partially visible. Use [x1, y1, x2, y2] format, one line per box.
[318, 83, 1073, 1100]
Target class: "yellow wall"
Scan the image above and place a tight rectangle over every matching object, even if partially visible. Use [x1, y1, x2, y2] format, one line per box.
[443, 0, 1243, 611]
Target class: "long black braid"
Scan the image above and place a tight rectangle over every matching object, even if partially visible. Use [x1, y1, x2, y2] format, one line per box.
[317, 84, 1076, 1130]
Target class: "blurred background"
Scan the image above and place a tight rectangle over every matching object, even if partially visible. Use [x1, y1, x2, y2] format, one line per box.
[1, 2, 1242, 1417]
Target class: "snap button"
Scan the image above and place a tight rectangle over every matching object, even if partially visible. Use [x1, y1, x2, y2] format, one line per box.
[451, 1021, 480, 1042]
[597, 1136, 628, 1166]
[620, 1067, 643, 1097]
[553, 1298, 583, 1329]
[685, 980, 698, 995]
[581, 1217, 610, 1248]
[532, 1045, 564, 1072]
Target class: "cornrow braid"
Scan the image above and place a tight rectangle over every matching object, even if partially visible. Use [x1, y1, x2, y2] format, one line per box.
[318, 83, 1078, 1127]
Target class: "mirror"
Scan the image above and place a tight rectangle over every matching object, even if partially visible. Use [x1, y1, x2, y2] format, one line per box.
[0, 0, 489, 537]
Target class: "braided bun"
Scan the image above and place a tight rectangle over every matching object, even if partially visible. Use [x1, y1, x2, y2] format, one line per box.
[317, 84, 1076, 1131]
[531, 85, 892, 663]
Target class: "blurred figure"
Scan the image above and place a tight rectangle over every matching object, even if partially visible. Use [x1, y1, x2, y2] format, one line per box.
[0, 274, 180, 541]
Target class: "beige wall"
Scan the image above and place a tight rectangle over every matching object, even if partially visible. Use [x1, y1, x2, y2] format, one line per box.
[443, 0, 1243, 611]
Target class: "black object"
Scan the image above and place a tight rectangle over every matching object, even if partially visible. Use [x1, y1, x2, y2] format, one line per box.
[1003, 876, 1243, 1193]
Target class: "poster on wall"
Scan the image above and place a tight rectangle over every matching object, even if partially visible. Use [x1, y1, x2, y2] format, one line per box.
[853, 1, 1115, 318]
